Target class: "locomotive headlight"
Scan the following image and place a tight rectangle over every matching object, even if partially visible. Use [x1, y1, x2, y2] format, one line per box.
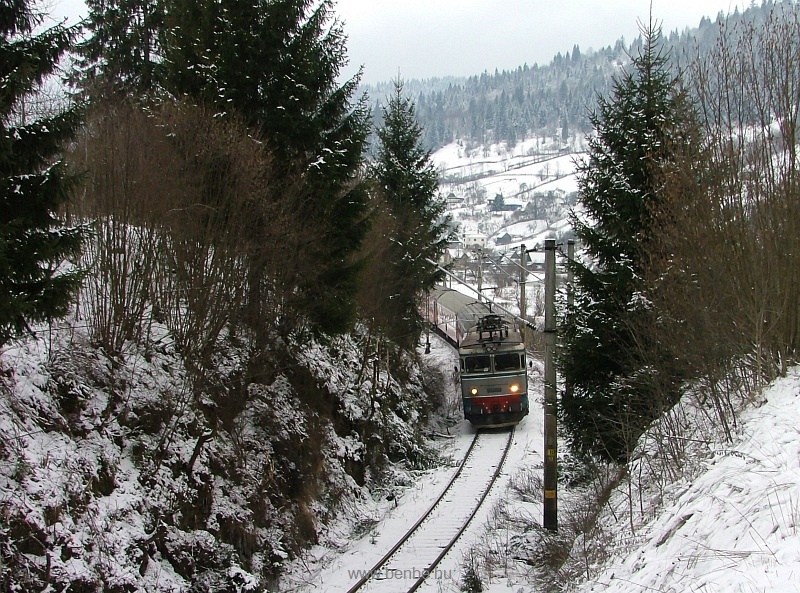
[509, 383, 520, 393]
[470, 387, 479, 396]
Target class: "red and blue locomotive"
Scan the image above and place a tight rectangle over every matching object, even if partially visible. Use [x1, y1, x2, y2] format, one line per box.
[426, 286, 529, 427]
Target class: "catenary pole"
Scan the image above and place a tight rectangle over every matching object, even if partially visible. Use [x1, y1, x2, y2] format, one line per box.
[543, 238, 558, 531]
[519, 244, 526, 342]
[566, 240, 574, 308]
[565, 240, 575, 402]
[476, 248, 483, 302]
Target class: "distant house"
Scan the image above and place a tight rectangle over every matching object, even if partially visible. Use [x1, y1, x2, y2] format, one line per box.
[495, 232, 513, 246]
[464, 234, 488, 250]
[446, 192, 464, 206]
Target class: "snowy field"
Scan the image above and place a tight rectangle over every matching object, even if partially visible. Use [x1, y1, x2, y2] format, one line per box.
[432, 140, 581, 250]
[434, 139, 581, 201]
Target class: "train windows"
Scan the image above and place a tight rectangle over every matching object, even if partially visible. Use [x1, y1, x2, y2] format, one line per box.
[463, 355, 491, 373]
[494, 353, 523, 371]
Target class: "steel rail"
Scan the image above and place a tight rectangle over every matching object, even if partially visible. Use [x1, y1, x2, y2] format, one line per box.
[344, 428, 514, 593]
[343, 431, 482, 593]
[406, 428, 514, 593]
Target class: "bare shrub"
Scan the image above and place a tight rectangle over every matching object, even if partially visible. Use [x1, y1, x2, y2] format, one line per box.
[671, 3, 800, 394]
[69, 97, 182, 355]
[508, 464, 543, 504]
[147, 101, 271, 361]
[69, 94, 309, 365]
[460, 547, 485, 592]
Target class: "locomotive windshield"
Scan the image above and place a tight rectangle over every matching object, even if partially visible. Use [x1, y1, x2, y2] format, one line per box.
[494, 352, 524, 371]
[462, 352, 524, 373]
[463, 355, 491, 373]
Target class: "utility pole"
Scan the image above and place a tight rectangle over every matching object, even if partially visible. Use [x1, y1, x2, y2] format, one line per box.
[565, 240, 574, 402]
[543, 238, 558, 531]
[519, 244, 526, 341]
[425, 296, 431, 354]
[567, 240, 574, 308]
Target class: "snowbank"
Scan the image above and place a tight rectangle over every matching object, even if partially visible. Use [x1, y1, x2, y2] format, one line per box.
[577, 368, 800, 593]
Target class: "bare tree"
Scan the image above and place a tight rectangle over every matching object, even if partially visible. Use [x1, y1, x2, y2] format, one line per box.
[636, 4, 800, 450]
[68, 97, 180, 355]
[683, 3, 800, 384]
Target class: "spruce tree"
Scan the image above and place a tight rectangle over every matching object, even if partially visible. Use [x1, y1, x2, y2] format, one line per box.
[161, 0, 371, 335]
[1, 0, 85, 347]
[72, 0, 164, 93]
[371, 81, 451, 349]
[558, 22, 698, 463]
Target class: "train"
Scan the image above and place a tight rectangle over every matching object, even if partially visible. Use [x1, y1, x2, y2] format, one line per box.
[425, 286, 529, 427]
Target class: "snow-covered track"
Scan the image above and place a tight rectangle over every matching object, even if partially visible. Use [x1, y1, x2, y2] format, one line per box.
[344, 428, 514, 593]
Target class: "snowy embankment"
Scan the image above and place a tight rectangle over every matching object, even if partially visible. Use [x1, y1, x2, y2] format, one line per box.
[0, 317, 442, 591]
[575, 368, 800, 593]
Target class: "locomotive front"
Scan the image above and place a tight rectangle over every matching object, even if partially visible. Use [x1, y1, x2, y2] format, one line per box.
[459, 314, 529, 427]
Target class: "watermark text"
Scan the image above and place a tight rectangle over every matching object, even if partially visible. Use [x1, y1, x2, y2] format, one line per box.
[348, 567, 454, 581]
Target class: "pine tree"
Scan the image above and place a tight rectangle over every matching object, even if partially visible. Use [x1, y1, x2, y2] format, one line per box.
[160, 0, 371, 335]
[1, 0, 85, 347]
[557, 21, 699, 463]
[371, 80, 452, 349]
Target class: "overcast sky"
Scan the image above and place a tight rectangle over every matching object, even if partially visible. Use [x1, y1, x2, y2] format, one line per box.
[52, 0, 745, 83]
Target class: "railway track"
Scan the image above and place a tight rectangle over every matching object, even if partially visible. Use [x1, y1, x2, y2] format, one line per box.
[344, 428, 514, 593]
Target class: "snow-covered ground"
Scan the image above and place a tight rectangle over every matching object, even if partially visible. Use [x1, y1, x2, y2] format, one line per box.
[0, 316, 455, 592]
[281, 332, 548, 593]
[287, 139, 800, 593]
[284, 335, 800, 593]
[434, 140, 580, 202]
[575, 368, 800, 593]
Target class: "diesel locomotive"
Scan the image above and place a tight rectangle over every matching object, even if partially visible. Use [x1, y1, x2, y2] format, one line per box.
[426, 286, 529, 427]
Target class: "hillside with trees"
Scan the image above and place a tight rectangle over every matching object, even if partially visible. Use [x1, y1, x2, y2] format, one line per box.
[364, 1, 776, 152]
[0, 0, 453, 590]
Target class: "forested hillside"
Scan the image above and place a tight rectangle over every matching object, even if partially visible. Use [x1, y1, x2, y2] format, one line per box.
[363, 1, 772, 151]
